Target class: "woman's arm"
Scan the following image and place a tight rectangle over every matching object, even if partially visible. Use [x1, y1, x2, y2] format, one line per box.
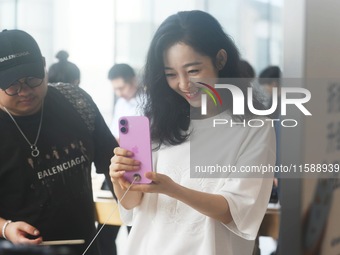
[110, 149, 232, 222]
[130, 172, 233, 224]
[112, 181, 143, 210]
[170, 181, 232, 224]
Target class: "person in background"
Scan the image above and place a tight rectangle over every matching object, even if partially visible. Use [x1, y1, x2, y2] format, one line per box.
[239, 59, 256, 80]
[258, 65, 282, 119]
[108, 63, 140, 140]
[97, 63, 139, 255]
[259, 65, 282, 205]
[0, 29, 118, 255]
[258, 67, 281, 255]
[110, 10, 275, 255]
[258, 65, 282, 163]
[48, 50, 80, 86]
[48, 48, 122, 255]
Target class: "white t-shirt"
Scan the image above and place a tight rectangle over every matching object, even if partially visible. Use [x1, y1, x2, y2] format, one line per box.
[119, 112, 276, 255]
[110, 97, 141, 138]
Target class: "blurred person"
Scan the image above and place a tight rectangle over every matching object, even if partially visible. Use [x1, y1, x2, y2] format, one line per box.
[0, 29, 118, 255]
[108, 63, 140, 140]
[258, 65, 282, 159]
[239, 59, 255, 80]
[97, 64, 139, 255]
[258, 65, 282, 119]
[48, 50, 80, 86]
[259, 65, 282, 206]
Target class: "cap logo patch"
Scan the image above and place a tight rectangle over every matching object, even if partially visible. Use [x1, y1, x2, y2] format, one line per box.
[0, 51, 30, 63]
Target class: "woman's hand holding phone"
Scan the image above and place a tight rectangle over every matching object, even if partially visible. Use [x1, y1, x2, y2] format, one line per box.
[110, 147, 177, 194]
[110, 147, 145, 209]
[110, 147, 141, 190]
[110, 148, 182, 205]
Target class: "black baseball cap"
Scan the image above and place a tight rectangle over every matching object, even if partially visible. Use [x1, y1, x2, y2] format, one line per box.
[0, 29, 45, 90]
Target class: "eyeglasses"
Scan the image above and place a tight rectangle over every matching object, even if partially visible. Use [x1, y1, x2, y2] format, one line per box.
[4, 77, 44, 96]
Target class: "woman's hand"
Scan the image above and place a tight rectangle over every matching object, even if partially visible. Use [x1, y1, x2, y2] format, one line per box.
[109, 147, 141, 190]
[5, 221, 42, 245]
[130, 172, 178, 197]
[109, 147, 143, 209]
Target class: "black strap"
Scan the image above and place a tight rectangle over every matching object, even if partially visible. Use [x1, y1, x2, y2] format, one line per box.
[50, 83, 96, 132]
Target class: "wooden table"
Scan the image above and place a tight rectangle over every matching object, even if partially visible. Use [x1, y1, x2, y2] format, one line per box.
[94, 191, 122, 226]
[259, 203, 281, 240]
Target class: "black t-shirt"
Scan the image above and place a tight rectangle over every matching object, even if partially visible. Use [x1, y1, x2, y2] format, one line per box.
[0, 84, 118, 255]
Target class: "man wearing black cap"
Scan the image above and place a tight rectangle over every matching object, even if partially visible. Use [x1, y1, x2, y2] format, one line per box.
[0, 29, 118, 255]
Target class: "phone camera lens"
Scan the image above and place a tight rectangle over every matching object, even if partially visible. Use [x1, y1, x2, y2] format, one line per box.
[120, 127, 127, 134]
[120, 119, 127, 125]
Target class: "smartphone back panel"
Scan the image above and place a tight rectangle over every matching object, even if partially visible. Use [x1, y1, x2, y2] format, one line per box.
[119, 116, 152, 184]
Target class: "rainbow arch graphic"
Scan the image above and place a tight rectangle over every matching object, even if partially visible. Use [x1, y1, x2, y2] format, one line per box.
[196, 82, 223, 106]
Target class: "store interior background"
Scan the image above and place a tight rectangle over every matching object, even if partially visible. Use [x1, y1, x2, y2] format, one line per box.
[1, 0, 340, 255]
[0, 0, 283, 124]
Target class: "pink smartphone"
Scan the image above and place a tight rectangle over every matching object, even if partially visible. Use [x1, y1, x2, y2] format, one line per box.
[118, 116, 153, 184]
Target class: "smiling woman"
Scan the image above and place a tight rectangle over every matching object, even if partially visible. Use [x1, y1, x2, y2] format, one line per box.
[109, 10, 276, 255]
[163, 43, 221, 108]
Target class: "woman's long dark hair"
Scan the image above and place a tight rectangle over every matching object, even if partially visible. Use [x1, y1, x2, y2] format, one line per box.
[142, 10, 264, 148]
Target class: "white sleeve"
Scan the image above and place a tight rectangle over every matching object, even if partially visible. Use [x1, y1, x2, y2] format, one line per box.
[217, 123, 276, 240]
[118, 203, 134, 226]
[110, 118, 119, 139]
[110, 99, 124, 139]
